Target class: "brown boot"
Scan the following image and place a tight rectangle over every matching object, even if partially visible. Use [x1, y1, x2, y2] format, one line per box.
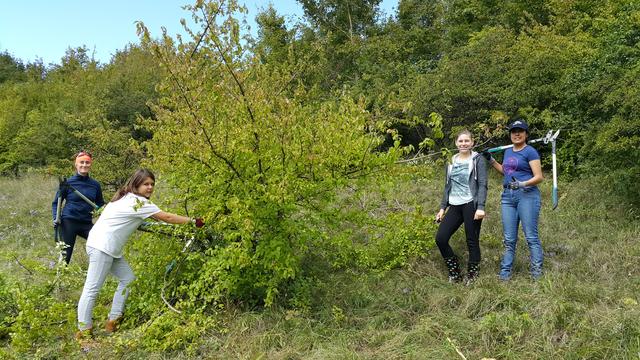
[75, 327, 98, 352]
[75, 327, 93, 341]
[105, 317, 122, 334]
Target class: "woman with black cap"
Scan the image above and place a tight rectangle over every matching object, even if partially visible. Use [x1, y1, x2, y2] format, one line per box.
[485, 119, 544, 280]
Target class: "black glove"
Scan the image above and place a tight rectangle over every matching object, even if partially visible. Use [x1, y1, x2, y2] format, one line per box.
[508, 177, 527, 190]
[58, 178, 69, 191]
[481, 151, 493, 162]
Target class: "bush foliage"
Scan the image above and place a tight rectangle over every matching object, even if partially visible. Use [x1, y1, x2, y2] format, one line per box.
[130, 0, 430, 309]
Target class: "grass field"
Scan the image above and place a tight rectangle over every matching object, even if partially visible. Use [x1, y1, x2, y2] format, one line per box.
[1, 170, 639, 359]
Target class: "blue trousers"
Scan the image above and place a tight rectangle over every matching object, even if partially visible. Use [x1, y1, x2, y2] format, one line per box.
[58, 218, 93, 264]
[499, 187, 543, 279]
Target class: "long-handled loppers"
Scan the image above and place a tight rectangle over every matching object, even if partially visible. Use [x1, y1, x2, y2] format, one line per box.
[484, 130, 560, 209]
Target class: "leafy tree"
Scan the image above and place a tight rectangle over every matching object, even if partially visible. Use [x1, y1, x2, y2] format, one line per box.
[294, 0, 385, 90]
[559, 0, 640, 204]
[396, 0, 446, 65]
[134, 0, 410, 309]
[443, 0, 552, 47]
[298, 0, 382, 42]
[0, 51, 26, 83]
[253, 6, 292, 65]
[24, 59, 46, 81]
[51, 46, 96, 75]
[0, 43, 156, 183]
[0, 80, 76, 175]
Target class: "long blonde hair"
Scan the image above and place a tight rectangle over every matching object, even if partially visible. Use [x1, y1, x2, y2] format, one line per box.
[111, 168, 155, 201]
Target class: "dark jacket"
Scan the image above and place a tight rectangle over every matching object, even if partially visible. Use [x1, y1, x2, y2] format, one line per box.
[52, 174, 105, 223]
[439, 151, 488, 211]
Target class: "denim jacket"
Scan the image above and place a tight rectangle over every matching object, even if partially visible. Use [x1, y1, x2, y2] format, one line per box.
[439, 151, 488, 211]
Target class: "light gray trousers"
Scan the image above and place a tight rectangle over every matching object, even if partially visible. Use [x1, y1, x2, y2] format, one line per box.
[77, 246, 135, 330]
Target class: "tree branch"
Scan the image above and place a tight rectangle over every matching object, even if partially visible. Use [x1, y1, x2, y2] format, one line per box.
[152, 39, 242, 180]
[200, 10, 265, 179]
[12, 255, 33, 275]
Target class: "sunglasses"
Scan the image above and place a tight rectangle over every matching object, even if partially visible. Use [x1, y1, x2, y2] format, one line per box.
[76, 150, 93, 159]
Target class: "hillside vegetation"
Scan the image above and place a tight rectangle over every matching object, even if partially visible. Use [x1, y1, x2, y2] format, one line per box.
[0, 172, 638, 358]
[1, 0, 640, 358]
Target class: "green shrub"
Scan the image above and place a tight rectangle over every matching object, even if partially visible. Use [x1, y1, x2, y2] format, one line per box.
[134, 0, 417, 309]
[0, 274, 17, 340]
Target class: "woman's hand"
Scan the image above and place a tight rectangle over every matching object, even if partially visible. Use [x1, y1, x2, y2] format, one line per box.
[193, 217, 205, 228]
[435, 209, 445, 223]
[474, 209, 485, 220]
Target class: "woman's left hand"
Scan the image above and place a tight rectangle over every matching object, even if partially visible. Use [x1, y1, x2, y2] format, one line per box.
[474, 209, 485, 220]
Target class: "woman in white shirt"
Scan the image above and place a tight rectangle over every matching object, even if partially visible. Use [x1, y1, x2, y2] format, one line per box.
[76, 168, 203, 340]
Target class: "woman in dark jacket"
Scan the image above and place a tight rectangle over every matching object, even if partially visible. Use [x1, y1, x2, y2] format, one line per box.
[435, 130, 488, 284]
[52, 151, 105, 264]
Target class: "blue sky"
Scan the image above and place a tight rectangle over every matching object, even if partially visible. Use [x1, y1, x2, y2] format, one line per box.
[0, 0, 398, 66]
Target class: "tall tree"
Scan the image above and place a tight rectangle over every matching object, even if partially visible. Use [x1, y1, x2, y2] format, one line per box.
[0, 51, 26, 83]
[295, 0, 384, 88]
[133, 0, 404, 308]
[298, 0, 382, 42]
[254, 6, 291, 65]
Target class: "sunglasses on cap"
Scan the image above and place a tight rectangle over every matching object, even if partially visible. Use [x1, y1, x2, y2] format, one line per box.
[75, 150, 93, 159]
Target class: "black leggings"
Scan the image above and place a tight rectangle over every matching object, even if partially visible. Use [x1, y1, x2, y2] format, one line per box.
[59, 218, 93, 264]
[435, 202, 482, 265]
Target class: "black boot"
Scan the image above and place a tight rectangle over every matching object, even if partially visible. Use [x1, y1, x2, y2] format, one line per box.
[444, 257, 462, 283]
[465, 262, 480, 285]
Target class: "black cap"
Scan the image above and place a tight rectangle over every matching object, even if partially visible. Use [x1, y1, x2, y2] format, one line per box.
[508, 119, 528, 131]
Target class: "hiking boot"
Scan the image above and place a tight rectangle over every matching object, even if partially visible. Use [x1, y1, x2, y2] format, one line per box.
[531, 272, 543, 281]
[444, 257, 462, 283]
[531, 265, 543, 281]
[498, 272, 511, 281]
[75, 327, 93, 341]
[105, 317, 122, 334]
[465, 263, 480, 285]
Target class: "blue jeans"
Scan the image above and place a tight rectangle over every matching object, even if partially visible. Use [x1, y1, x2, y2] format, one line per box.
[499, 187, 543, 279]
[77, 247, 135, 330]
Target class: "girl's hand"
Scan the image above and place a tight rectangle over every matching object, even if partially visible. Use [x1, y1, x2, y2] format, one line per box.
[474, 209, 485, 220]
[193, 217, 205, 228]
[435, 209, 445, 223]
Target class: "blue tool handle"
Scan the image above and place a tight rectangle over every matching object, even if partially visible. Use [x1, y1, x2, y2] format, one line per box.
[165, 259, 177, 275]
[487, 145, 513, 153]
